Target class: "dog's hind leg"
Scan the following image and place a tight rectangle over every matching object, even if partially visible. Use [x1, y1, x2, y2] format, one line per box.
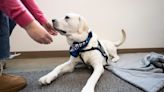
[109, 48, 120, 62]
[102, 41, 120, 62]
[39, 56, 77, 85]
[107, 47, 120, 62]
[112, 54, 120, 62]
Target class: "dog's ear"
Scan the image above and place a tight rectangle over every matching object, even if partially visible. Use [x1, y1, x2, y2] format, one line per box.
[78, 16, 89, 34]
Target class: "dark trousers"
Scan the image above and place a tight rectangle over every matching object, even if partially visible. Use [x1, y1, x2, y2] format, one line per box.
[0, 11, 16, 60]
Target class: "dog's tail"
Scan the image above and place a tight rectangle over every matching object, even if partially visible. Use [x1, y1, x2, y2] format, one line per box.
[114, 29, 126, 47]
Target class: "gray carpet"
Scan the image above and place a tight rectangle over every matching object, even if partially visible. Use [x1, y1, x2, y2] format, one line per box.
[13, 68, 143, 92]
[5, 53, 164, 92]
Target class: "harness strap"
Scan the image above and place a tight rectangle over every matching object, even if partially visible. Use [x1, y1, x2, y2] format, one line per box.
[79, 40, 109, 66]
[69, 31, 92, 57]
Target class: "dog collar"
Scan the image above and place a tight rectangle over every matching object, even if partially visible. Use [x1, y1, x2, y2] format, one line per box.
[69, 31, 92, 57]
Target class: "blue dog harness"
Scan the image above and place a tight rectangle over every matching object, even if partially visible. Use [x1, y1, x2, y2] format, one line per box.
[69, 31, 109, 65]
[69, 31, 93, 57]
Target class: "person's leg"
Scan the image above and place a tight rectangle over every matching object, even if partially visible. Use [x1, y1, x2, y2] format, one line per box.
[0, 18, 17, 68]
[0, 10, 10, 70]
[0, 11, 26, 92]
[0, 12, 10, 60]
[0, 12, 17, 60]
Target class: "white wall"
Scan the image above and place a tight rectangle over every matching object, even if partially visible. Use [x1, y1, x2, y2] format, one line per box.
[10, 0, 164, 52]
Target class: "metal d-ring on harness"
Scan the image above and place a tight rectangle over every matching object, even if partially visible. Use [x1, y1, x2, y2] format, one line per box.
[79, 41, 109, 67]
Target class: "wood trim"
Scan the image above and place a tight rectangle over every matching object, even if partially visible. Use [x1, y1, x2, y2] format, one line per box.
[12, 48, 164, 59]
[118, 48, 164, 53]
[11, 51, 69, 59]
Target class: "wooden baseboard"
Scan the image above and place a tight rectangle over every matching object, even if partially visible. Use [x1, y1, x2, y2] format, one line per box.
[11, 48, 164, 59]
[11, 51, 69, 59]
[117, 48, 164, 53]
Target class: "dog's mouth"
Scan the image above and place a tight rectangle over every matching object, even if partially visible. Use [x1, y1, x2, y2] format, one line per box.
[52, 19, 67, 34]
[53, 26, 67, 34]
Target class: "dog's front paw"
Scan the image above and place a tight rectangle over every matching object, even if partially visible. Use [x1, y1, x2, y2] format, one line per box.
[81, 86, 94, 92]
[38, 73, 57, 85]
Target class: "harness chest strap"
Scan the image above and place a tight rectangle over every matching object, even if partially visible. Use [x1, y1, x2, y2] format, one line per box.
[79, 40, 109, 66]
[69, 31, 93, 57]
[69, 31, 109, 67]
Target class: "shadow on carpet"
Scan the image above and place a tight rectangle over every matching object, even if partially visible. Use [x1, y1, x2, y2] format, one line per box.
[9, 68, 147, 92]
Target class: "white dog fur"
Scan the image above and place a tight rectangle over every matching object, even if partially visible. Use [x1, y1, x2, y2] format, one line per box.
[39, 13, 126, 92]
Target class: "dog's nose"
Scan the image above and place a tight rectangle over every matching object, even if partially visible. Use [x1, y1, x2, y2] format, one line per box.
[52, 19, 56, 23]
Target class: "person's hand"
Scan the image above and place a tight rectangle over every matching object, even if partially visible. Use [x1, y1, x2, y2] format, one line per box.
[24, 20, 53, 44]
[42, 22, 58, 36]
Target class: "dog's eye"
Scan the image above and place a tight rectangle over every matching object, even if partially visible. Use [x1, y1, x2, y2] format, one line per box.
[65, 16, 70, 20]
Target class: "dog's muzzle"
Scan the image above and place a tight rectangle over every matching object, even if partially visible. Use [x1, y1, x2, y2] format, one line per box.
[52, 19, 67, 34]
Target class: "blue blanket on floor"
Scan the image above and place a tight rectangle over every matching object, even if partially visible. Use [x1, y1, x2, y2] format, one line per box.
[107, 52, 164, 92]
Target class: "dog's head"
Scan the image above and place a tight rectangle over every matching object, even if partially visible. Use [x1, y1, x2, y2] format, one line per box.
[52, 13, 89, 42]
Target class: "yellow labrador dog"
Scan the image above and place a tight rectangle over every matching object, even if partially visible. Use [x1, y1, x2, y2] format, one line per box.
[39, 13, 126, 92]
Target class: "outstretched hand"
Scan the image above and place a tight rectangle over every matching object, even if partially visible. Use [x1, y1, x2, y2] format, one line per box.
[42, 22, 58, 36]
[24, 20, 53, 44]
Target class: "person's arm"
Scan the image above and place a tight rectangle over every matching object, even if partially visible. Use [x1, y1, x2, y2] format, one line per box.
[21, 0, 47, 25]
[21, 0, 57, 35]
[0, 0, 34, 28]
[0, 0, 53, 44]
